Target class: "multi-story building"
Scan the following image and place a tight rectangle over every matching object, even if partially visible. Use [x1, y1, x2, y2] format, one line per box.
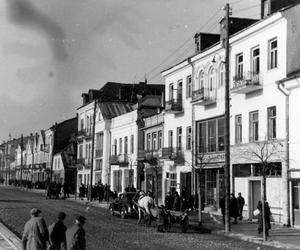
[77, 82, 164, 192]
[161, 0, 300, 225]
[140, 111, 164, 204]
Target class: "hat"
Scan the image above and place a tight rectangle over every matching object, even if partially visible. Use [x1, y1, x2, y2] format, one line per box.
[75, 215, 86, 224]
[58, 212, 66, 220]
[30, 208, 41, 216]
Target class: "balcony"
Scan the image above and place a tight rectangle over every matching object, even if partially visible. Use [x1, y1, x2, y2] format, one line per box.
[95, 149, 103, 158]
[231, 71, 263, 94]
[139, 149, 162, 165]
[77, 129, 93, 140]
[191, 88, 204, 102]
[162, 147, 185, 164]
[198, 93, 217, 106]
[109, 154, 129, 166]
[165, 99, 183, 113]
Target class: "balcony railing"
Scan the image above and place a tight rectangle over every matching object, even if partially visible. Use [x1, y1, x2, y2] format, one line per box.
[109, 154, 129, 166]
[162, 147, 185, 163]
[77, 129, 93, 140]
[198, 92, 217, 106]
[165, 99, 183, 113]
[192, 88, 204, 102]
[231, 71, 263, 94]
[95, 149, 103, 158]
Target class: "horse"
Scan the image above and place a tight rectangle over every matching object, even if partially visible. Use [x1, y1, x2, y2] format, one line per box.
[136, 191, 155, 225]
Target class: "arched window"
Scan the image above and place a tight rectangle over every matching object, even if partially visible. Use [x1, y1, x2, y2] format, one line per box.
[198, 71, 204, 90]
[219, 63, 225, 88]
[208, 67, 216, 91]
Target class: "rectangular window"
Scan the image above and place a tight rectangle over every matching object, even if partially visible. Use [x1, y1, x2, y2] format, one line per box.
[146, 133, 151, 150]
[217, 118, 224, 151]
[177, 80, 183, 102]
[269, 38, 278, 69]
[177, 127, 182, 150]
[152, 132, 157, 150]
[170, 173, 177, 189]
[186, 126, 192, 150]
[124, 136, 128, 154]
[113, 139, 117, 155]
[96, 133, 104, 150]
[169, 83, 174, 101]
[95, 159, 103, 171]
[79, 144, 83, 158]
[198, 122, 207, 153]
[268, 106, 276, 139]
[130, 135, 134, 154]
[252, 47, 260, 74]
[186, 75, 192, 98]
[119, 138, 122, 154]
[158, 130, 162, 149]
[80, 118, 84, 131]
[208, 120, 216, 152]
[236, 53, 243, 79]
[249, 111, 259, 142]
[168, 130, 173, 148]
[235, 115, 242, 144]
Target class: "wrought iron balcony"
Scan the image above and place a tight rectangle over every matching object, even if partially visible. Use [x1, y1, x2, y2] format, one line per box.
[77, 129, 93, 140]
[231, 71, 263, 94]
[165, 99, 183, 113]
[109, 154, 129, 166]
[139, 149, 162, 165]
[198, 93, 217, 106]
[162, 147, 185, 164]
[192, 88, 204, 102]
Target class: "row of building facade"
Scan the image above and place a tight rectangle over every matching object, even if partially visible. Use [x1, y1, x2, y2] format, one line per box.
[1, 0, 300, 226]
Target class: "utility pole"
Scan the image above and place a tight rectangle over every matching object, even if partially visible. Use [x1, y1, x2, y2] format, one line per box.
[89, 99, 97, 201]
[224, 3, 231, 233]
[20, 133, 23, 187]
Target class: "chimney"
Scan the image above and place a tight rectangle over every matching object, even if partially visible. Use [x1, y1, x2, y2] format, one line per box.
[261, 0, 299, 19]
[81, 93, 89, 105]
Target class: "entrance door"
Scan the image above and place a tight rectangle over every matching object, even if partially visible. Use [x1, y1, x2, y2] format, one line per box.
[180, 172, 191, 196]
[250, 180, 261, 220]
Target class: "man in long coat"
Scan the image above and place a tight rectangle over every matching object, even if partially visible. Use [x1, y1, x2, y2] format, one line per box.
[48, 212, 67, 250]
[66, 215, 86, 250]
[22, 208, 49, 250]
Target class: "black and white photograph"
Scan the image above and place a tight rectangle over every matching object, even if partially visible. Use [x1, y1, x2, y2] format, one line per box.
[1, 0, 300, 249]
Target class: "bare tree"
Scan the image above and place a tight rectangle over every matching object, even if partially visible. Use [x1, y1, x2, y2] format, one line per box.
[242, 138, 284, 241]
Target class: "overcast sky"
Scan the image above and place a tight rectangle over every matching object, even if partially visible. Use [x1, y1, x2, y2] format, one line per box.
[0, 0, 260, 141]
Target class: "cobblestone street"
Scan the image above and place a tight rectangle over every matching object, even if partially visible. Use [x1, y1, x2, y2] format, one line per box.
[0, 187, 278, 250]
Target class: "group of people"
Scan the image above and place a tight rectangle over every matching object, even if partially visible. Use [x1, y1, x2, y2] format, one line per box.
[46, 182, 70, 200]
[220, 192, 245, 224]
[164, 189, 194, 211]
[22, 208, 86, 250]
[79, 182, 115, 202]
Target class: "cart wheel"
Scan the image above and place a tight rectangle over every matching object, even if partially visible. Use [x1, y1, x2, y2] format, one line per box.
[109, 205, 114, 216]
[181, 217, 189, 233]
[120, 207, 126, 219]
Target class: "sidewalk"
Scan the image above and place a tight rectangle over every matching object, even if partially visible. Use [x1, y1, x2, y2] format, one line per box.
[1, 186, 300, 249]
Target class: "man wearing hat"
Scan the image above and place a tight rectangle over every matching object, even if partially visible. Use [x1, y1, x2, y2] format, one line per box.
[48, 212, 67, 250]
[66, 215, 86, 250]
[22, 208, 49, 250]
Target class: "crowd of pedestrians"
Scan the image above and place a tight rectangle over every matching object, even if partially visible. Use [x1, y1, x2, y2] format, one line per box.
[164, 188, 195, 212]
[22, 208, 86, 250]
[78, 181, 116, 202]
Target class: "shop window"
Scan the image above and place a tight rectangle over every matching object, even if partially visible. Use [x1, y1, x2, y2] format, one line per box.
[233, 164, 251, 177]
[253, 162, 282, 177]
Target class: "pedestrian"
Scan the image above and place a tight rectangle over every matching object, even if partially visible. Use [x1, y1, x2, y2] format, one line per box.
[219, 195, 225, 224]
[173, 191, 181, 211]
[257, 200, 272, 237]
[22, 208, 49, 250]
[66, 215, 86, 250]
[164, 191, 174, 210]
[237, 192, 245, 220]
[48, 212, 67, 250]
[229, 193, 238, 224]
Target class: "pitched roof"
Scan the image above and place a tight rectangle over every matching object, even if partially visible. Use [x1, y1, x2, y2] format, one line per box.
[98, 102, 134, 119]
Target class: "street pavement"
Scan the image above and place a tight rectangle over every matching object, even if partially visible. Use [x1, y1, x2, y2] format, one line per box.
[0, 186, 299, 249]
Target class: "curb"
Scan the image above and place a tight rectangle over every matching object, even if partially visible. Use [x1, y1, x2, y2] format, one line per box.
[0, 222, 22, 250]
[211, 230, 300, 250]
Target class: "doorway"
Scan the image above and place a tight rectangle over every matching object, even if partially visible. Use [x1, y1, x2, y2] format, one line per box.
[250, 180, 261, 220]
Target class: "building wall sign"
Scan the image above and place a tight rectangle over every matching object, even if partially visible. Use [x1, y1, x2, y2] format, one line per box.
[196, 152, 225, 165]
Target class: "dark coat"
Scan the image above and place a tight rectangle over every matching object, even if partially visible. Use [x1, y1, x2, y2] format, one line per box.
[66, 224, 85, 250]
[164, 194, 174, 210]
[229, 196, 239, 218]
[173, 194, 181, 211]
[22, 216, 49, 250]
[48, 220, 67, 250]
[237, 196, 245, 209]
[257, 201, 271, 232]
[220, 196, 225, 215]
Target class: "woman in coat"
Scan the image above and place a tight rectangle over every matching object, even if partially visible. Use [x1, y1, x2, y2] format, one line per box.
[257, 200, 272, 237]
